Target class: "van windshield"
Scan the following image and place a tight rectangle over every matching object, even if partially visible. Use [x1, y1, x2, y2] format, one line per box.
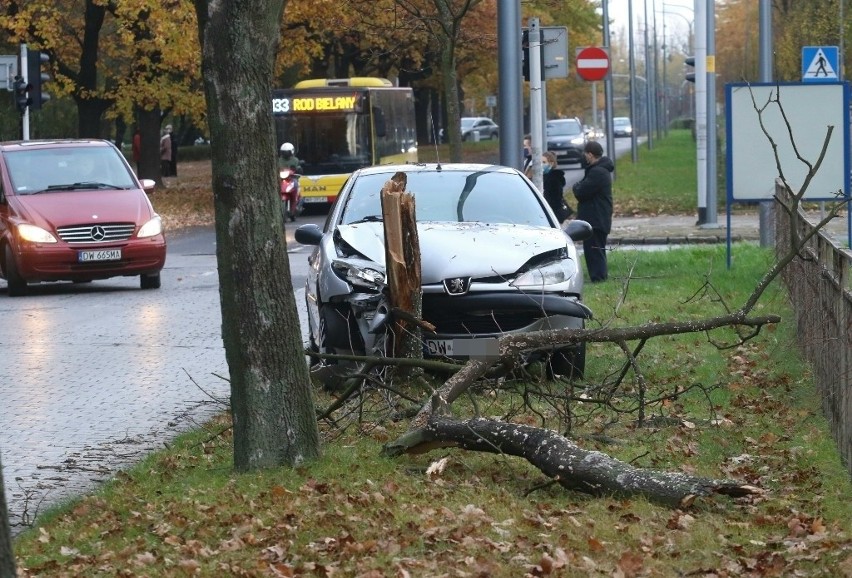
[5, 145, 137, 195]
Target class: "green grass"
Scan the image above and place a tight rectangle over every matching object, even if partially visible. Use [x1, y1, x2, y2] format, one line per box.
[611, 129, 701, 215]
[11, 244, 852, 577]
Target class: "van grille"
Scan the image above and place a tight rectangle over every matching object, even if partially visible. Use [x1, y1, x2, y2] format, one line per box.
[56, 223, 135, 244]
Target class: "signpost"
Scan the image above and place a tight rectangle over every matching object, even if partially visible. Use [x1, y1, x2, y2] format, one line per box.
[575, 46, 610, 81]
[801, 46, 839, 83]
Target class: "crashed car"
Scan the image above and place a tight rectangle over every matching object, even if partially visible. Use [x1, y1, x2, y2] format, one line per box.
[294, 163, 593, 378]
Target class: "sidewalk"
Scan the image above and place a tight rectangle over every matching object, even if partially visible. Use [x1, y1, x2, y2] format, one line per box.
[609, 211, 851, 247]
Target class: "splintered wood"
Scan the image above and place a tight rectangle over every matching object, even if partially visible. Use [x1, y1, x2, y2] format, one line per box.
[380, 172, 423, 359]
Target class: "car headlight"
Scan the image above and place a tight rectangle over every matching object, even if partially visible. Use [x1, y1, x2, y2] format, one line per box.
[332, 259, 386, 290]
[17, 223, 57, 243]
[570, 136, 586, 145]
[511, 258, 578, 289]
[138, 216, 163, 238]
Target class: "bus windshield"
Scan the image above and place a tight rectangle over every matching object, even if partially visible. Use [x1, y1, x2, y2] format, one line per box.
[278, 113, 371, 177]
[272, 78, 417, 205]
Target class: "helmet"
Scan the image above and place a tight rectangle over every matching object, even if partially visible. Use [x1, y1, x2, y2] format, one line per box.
[280, 142, 295, 153]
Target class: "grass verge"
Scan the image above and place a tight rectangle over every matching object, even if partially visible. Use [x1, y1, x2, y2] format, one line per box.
[11, 244, 851, 577]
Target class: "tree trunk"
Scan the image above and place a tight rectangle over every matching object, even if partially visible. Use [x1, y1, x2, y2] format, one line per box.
[0, 454, 16, 578]
[439, 28, 462, 162]
[137, 108, 162, 183]
[380, 172, 423, 362]
[194, 0, 320, 471]
[387, 416, 759, 507]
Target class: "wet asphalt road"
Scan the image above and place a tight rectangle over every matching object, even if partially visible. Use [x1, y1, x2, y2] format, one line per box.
[0, 219, 319, 534]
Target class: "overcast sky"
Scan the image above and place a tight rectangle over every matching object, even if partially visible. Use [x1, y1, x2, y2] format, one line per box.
[606, 0, 695, 38]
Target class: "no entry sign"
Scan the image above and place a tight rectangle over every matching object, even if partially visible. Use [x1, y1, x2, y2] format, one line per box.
[575, 46, 610, 81]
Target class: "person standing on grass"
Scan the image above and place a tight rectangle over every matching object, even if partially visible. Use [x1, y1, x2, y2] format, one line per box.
[170, 126, 179, 177]
[160, 125, 173, 178]
[571, 140, 613, 283]
[541, 151, 573, 223]
[131, 127, 141, 171]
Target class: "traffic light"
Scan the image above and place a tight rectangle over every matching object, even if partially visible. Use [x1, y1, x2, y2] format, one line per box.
[521, 29, 545, 82]
[12, 75, 30, 113]
[685, 56, 696, 83]
[26, 48, 50, 109]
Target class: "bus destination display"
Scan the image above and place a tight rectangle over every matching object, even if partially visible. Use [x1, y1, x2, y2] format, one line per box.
[272, 93, 361, 114]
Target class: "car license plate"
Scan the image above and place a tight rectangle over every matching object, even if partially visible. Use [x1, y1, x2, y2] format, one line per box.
[78, 249, 122, 263]
[423, 338, 499, 359]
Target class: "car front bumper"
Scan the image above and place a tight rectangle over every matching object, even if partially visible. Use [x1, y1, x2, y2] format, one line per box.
[12, 237, 167, 282]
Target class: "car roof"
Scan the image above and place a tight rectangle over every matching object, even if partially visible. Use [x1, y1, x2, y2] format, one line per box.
[0, 139, 114, 153]
[352, 162, 519, 177]
[547, 118, 581, 124]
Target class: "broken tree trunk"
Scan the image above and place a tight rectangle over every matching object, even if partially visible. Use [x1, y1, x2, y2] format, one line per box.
[383, 416, 760, 508]
[381, 172, 423, 363]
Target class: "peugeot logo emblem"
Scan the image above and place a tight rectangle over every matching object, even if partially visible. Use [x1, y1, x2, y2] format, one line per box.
[90, 226, 106, 241]
[443, 277, 471, 296]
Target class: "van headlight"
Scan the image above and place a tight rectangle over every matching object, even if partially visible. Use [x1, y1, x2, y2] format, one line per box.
[511, 259, 577, 288]
[17, 224, 57, 243]
[138, 216, 163, 238]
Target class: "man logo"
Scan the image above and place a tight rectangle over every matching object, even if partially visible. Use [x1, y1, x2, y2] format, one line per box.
[443, 277, 471, 296]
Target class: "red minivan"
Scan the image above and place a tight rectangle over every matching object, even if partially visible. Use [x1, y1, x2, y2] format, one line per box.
[0, 139, 166, 296]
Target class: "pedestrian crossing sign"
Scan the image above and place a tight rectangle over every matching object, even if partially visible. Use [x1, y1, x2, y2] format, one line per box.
[802, 46, 839, 83]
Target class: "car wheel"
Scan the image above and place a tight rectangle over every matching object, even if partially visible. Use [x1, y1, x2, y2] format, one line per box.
[140, 272, 161, 290]
[490, 132, 498, 140]
[4, 244, 27, 297]
[546, 343, 586, 381]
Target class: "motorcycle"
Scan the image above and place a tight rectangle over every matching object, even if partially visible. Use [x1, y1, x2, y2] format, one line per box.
[279, 167, 303, 222]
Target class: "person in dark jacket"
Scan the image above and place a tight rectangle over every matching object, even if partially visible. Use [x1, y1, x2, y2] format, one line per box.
[571, 140, 614, 282]
[541, 151, 573, 223]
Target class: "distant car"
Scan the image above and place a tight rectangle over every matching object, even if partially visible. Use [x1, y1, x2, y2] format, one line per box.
[546, 118, 587, 165]
[440, 117, 499, 142]
[294, 162, 593, 378]
[613, 117, 633, 138]
[0, 139, 167, 296]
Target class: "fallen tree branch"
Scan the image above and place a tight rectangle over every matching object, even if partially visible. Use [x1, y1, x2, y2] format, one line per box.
[383, 416, 761, 508]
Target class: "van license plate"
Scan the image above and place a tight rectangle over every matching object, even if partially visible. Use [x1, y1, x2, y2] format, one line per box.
[78, 249, 122, 262]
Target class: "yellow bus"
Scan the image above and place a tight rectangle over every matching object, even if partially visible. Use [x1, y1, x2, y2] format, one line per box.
[272, 77, 417, 207]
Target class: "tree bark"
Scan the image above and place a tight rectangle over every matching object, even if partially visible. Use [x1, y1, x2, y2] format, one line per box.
[194, 0, 320, 471]
[385, 416, 759, 507]
[0, 454, 16, 578]
[381, 172, 423, 362]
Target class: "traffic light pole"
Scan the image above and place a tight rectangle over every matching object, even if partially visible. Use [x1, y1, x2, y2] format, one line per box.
[694, 0, 707, 225]
[528, 18, 544, 191]
[19, 44, 30, 140]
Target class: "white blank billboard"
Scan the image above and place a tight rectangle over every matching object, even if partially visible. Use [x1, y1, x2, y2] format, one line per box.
[725, 82, 850, 201]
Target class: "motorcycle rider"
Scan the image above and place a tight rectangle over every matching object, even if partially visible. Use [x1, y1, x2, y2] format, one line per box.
[278, 142, 302, 221]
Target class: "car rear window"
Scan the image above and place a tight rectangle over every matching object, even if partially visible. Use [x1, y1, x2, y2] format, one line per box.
[5, 146, 137, 195]
[341, 169, 552, 227]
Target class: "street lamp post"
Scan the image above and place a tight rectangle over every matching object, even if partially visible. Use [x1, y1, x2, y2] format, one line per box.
[659, 3, 695, 128]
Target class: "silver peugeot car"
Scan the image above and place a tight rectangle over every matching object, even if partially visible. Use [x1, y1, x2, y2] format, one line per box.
[294, 163, 593, 379]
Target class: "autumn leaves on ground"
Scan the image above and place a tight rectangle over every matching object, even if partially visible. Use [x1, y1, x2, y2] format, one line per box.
[11, 232, 852, 576]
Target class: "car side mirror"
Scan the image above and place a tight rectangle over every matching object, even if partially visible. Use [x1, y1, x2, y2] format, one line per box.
[564, 219, 593, 242]
[294, 223, 323, 246]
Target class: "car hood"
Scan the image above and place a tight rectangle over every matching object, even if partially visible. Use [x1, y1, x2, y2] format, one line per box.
[547, 134, 583, 143]
[13, 189, 154, 230]
[337, 221, 569, 284]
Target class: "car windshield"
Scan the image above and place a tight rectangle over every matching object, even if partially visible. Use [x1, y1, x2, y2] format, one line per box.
[614, 118, 630, 127]
[340, 169, 552, 227]
[460, 118, 478, 129]
[5, 146, 137, 195]
[547, 121, 582, 137]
